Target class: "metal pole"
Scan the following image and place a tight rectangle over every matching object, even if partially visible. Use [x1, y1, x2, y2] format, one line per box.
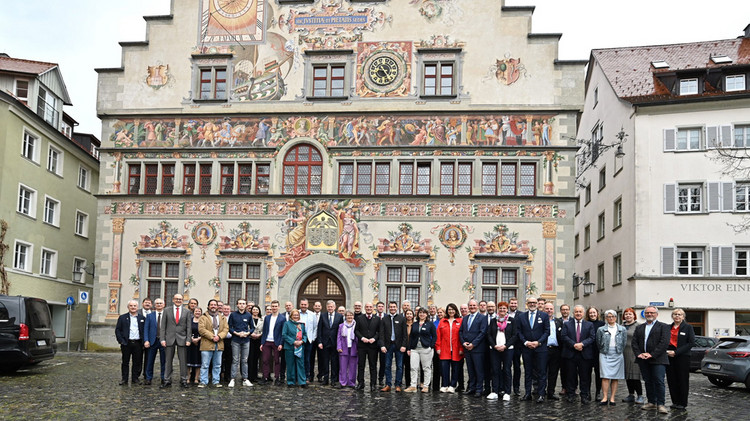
[66, 304, 72, 352]
[84, 304, 90, 351]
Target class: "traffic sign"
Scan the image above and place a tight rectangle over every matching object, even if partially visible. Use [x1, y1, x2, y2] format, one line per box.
[79, 291, 89, 304]
[66, 296, 75, 306]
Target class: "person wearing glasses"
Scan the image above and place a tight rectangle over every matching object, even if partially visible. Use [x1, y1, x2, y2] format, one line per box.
[632, 306, 670, 414]
[665, 308, 695, 410]
[516, 296, 550, 403]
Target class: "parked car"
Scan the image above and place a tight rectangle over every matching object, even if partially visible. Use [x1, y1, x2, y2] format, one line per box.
[701, 336, 750, 389]
[691, 336, 718, 371]
[0, 295, 57, 373]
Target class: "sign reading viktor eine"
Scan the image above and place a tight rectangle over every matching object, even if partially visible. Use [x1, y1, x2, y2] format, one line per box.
[681, 283, 750, 292]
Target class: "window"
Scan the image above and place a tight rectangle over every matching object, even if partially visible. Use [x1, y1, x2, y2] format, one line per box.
[183, 164, 196, 194]
[399, 163, 414, 195]
[13, 241, 32, 272]
[574, 234, 580, 257]
[161, 164, 175, 194]
[15, 79, 29, 104]
[597, 263, 605, 291]
[37, 87, 59, 127]
[375, 163, 390, 195]
[75, 211, 88, 237]
[738, 312, 750, 336]
[356, 163, 372, 195]
[575, 196, 581, 215]
[227, 263, 261, 306]
[221, 163, 234, 195]
[481, 268, 498, 303]
[283, 144, 323, 195]
[737, 183, 750, 211]
[440, 162, 470, 195]
[686, 311, 707, 336]
[598, 166, 606, 191]
[73, 258, 87, 283]
[22, 130, 38, 162]
[677, 184, 702, 213]
[500, 269, 518, 304]
[256, 164, 270, 194]
[591, 124, 603, 162]
[238, 164, 253, 195]
[613, 198, 623, 229]
[440, 162, 454, 195]
[676, 128, 702, 150]
[593, 87, 599, 107]
[78, 166, 90, 191]
[584, 184, 592, 204]
[385, 266, 422, 306]
[613, 254, 622, 285]
[726, 75, 746, 92]
[146, 261, 180, 301]
[17, 184, 36, 217]
[338, 163, 354, 195]
[735, 125, 750, 148]
[584, 225, 591, 250]
[312, 65, 346, 98]
[500, 162, 536, 196]
[422, 61, 455, 96]
[679, 78, 698, 95]
[735, 248, 749, 276]
[676, 248, 704, 275]
[482, 163, 497, 196]
[199, 67, 227, 100]
[416, 162, 431, 195]
[199, 163, 212, 194]
[43, 196, 60, 226]
[597, 212, 606, 240]
[40, 248, 57, 277]
[47, 146, 63, 176]
[144, 164, 158, 195]
[128, 164, 141, 194]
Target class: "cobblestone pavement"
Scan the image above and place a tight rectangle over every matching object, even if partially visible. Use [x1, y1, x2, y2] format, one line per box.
[1, 352, 748, 420]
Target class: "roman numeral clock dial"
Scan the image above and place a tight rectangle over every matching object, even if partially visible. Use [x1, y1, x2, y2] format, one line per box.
[363, 52, 405, 93]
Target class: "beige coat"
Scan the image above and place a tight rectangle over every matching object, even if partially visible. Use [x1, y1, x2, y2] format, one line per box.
[198, 312, 229, 351]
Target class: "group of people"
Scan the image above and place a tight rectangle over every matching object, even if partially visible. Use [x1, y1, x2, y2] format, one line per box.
[115, 294, 696, 414]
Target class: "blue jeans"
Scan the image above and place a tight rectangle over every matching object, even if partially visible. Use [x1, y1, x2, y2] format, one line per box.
[231, 341, 250, 380]
[639, 362, 667, 406]
[384, 343, 404, 387]
[200, 347, 223, 385]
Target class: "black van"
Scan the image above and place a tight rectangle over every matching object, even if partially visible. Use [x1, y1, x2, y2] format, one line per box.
[0, 295, 57, 373]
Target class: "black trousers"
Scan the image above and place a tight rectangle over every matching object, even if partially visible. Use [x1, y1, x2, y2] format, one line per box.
[320, 345, 339, 382]
[666, 353, 691, 407]
[121, 340, 143, 382]
[378, 348, 386, 383]
[357, 345, 379, 386]
[310, 338, 320, 380]
[546, 345, 561, 396]
[248, 338, 262, 380]
[432, 349, 442, 391]
[566, 353, 593, 399]
[512, 346, 522, 392]
[220, 338, 233, 382]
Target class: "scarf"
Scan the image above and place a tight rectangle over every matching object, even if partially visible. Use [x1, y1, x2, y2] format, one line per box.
[343, 319, 356, 348]
[497, 316, 508, 332]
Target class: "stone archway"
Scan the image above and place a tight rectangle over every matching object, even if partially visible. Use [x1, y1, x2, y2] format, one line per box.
[297, 271, 346, 309]
[277, 253, 363, 309]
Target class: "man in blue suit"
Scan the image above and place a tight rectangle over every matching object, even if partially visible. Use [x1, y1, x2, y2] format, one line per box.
[561, 304, 596, 404]
[317, 299, 344, 387]
[459, 299, 488, 397]
[143, 298, 167, 385]
[260, 300, 286, 385]
[516, 296, 550, 402]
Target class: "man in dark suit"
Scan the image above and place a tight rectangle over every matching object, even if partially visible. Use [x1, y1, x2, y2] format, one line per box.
[632, 306, 670, 414]
[355, 302, 382, 391]
[260, 300, 286, 385]
[143, 298, 166, 385]
[543, 302, 564, 400]
[317, 299, 343, 387]
[114, 299, 146, 385]
[379, 301, 406, 392]
[459, 299, 488, 397]
[516, 296, 550, 402]
[160, 293, 192, 388]
[561, 304, 596, 403]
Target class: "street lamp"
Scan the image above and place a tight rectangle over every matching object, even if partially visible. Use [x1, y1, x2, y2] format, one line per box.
[72, 263, 95, 282]
[572, 273, 595, 295]
[575, 127, 628, 188]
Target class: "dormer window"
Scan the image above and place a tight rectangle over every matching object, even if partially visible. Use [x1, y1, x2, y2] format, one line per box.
[726, 75, 746, 92]
[710, 55, 732, 64]
[679, 78, 698, 96]
[37, 86, 59, 127]
[15, 79, 29, 105]
[651, 60, 669, 69]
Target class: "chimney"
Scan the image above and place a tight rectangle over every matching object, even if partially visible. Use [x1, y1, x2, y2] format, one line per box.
[745, 23, 750, 38]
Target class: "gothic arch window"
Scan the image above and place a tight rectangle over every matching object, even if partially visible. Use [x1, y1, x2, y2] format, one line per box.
[283, 144, 323, 195]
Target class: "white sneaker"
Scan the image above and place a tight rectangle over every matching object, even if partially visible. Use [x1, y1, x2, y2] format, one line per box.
[242, 379, 253, 387]
[487, 392, 498, 400]
[502, 393, 511, 401]
[439, 386, 447, 393]
[447, 386, 455, 394]
[227, 379, 235, 388]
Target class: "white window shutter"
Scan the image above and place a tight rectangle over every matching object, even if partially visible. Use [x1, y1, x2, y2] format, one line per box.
[708, 182, 722, 212]
[722, 182, 735, 212]
[711, 246, 721, 275]
[662, 247, 675, 275]
[720, 125, 732, 148]
[706, 126, 718, 149]
[720, 246, 734, 275]
[664, 184, 676, 213]
[663, 129, 676, 151]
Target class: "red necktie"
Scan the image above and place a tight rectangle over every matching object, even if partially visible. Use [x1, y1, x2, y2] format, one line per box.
[576, 321, 581, 343]
[175, 306, 180, 324]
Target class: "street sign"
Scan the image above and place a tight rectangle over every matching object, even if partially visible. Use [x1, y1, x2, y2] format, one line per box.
[66, 296, 75, 306]
[649, 301, 665, 307]
[79, 291, 89, 304]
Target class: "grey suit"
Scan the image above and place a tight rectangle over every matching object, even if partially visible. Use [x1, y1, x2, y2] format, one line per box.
[160, 305, 191, 383]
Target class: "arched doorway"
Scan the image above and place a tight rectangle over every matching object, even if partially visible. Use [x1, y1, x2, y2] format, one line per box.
[297, 271, 346, 309]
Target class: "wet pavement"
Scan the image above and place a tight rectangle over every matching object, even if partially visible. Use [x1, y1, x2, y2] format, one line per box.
[1, 352, 748, 420]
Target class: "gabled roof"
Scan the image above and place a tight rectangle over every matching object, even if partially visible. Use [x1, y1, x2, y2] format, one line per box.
[591, 37, 750, 103]
[0, 55, 57, 76]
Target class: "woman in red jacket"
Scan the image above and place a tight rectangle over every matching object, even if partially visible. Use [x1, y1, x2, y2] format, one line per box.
[435, 303, 463, 393]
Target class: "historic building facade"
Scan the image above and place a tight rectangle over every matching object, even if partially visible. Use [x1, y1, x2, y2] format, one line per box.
[575, 25, 750, 336]
[89, 0, 585, 346]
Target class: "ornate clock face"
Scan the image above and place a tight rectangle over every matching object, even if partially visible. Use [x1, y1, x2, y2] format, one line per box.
[368, 56, 399, 86]
[213, 0, 253, 19]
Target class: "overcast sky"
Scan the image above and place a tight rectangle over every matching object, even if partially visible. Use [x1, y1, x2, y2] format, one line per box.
[2, 0, 749, 136]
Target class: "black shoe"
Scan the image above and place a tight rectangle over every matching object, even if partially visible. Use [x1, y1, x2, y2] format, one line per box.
[547, 394, 560, 401]
[370, 385, 377, 392]
[609, 401, 616, 406]
[513, 390, 521, 396]
[119, 380, 128, 385]
[520, 394, 533, 401]
[135, 379, 143, 385]
[144, 380, 152, 386]
[536, 396, 545, 403]
[674, 405, 686, 410]
[274, 379, 283, 386]
[581, 397, 590, 405]
[599, 401, 609, 406]
[567, 396, 577, 403]
[332, 382, 341, 388]
[322, 378, 329, 386]
[455, 385, 464, 393]
[160, 381, 172, 388]
[301, 383, 308, 388]
[180, 381, 189, 388]
[356, 383, 365, 390]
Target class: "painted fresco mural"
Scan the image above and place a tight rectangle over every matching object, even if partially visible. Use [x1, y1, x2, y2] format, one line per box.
[145, 64, 172, 89]
[409, 0, 463, 25]
[484, 56, 527, 86]
[199, 0, 266, 45]
[356, 41, 412, 97]
[187, 220, 220, 260]
[431, 223, 472, 264]
[109, 113, 558, 148]
[130, 221, 193, 299]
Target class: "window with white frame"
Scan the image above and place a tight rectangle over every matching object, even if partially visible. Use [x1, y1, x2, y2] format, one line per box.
[227, 262, 262, 306]
[726, 75, 746, 92]
[385, 266, 422, 307]
[17, 184, 36, 217]
[676, 248, 704, 275]
[597, 263, 605, 291]
[73, 258, 87, 283]
[613, 254, 622, 285]
[13, 241, 32, 272]
[676, 128, 702, 150]
[37, 87, 59, 127]
[736, 248, 749, 276]
[737, 183, 750, 211]
[78, 166, 90, 191]
[679, 78, 698, 95]
[735, 125, 750, 148]
[22, 130, 38, 162]
[47, 146, 63, 176]
[40, 248, 57, 277]
[677, 184, 702, 213]
[43, 196, 60, 226]
[15, 79, 29, 104]
[146, 261, 180, 300]
[597, 212, 606, 240]
[75, 211, 88, 237]
[613, 197, 623, 229]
